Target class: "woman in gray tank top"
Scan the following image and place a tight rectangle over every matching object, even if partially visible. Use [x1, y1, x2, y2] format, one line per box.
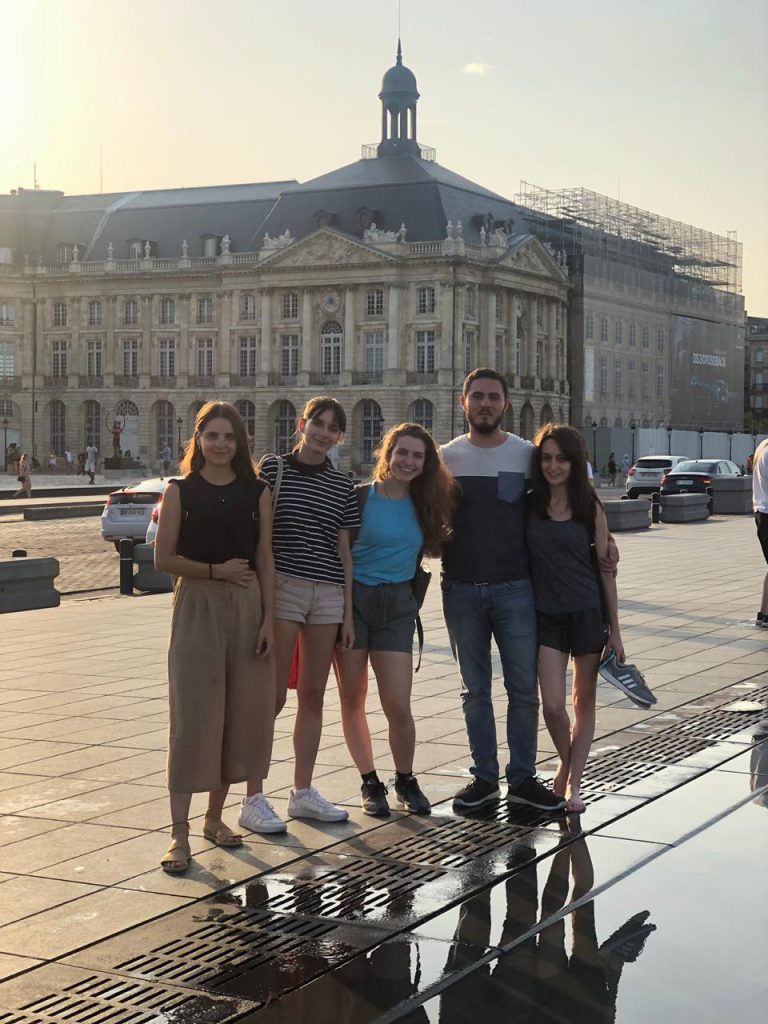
[528, 425, 625, 813]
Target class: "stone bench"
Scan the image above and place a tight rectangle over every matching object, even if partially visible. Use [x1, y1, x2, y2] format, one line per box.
[133, 543, 173, 593]
[603, 499, 651, 531]
[0, 558, 61, 612]
[661, 493, 710, 523]
[709, 476, 752, 515]
[24, 504, 103, 521]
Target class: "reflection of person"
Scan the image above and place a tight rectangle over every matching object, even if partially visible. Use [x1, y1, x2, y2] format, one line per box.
[336, 424, 454, 817]
[751, 728, 768, 808]
[752, 438, 768, 628]
[13, 452, 32, 498]
[440, 368, 565, 813]
[257, 397, 360, 827]
[154, 400, 276, 872]
[528, 425, 624, 813]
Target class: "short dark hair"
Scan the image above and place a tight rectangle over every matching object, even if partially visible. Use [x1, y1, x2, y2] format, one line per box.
[462, 368, 508, 401]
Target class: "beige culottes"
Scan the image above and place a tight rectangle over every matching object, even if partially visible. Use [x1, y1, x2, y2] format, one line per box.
[167, 577, 276, 793]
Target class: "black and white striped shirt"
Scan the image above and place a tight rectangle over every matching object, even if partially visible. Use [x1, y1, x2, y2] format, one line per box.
[259, 454, 360, 586]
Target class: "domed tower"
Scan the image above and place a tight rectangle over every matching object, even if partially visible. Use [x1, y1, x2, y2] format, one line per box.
[377, 40, 421, 157]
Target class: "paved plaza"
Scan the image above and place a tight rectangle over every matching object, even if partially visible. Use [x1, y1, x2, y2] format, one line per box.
[0, 515, 766, 1021]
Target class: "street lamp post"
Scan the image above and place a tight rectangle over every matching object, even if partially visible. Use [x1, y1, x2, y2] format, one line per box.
[2, 417, 7, 472]
[176, 417, 182, 454]
[667, 427, 672, 455]
[591, 423, 597, 470]
[698, 427, 704, 459]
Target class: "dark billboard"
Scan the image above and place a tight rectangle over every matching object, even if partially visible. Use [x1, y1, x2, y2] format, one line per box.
[670, 315, 744, 429]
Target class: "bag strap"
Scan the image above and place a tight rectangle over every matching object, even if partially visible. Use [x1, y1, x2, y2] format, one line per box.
[258, 453, 284, 510]
[349, 482, 373, 544]
[587, 504, 608, 623]
[414, 614, 424, 673]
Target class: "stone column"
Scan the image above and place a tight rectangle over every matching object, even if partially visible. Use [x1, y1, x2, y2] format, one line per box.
[343, 289, 355, 373]
[386, 286, 399, 370]
[438, 278, 454, 385]
[300, 290, 313, 380]
[217, 290, 231, 384]
[260, 290, 272, 375]
[509, 292, 518, 378]
[105, 297, 117, 379]
[560, 302, 568, 385]
[526, 295, 537, 378]
[547, 299, 557, 380]
[484, 288, 495, 368]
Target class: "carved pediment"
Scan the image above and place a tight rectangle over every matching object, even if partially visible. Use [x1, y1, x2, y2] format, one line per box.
[499, 238, 566, 280]
[261, 229, 395, 269]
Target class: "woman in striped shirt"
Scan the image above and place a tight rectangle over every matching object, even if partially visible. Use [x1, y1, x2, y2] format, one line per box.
[245, 397, 360, 831]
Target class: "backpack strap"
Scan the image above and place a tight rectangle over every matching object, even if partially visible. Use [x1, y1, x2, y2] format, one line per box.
[350, 482, 373, 544]
[587, 502, 608, 624]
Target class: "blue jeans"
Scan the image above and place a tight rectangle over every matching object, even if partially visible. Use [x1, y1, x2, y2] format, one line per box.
[442, 577, 538, 785]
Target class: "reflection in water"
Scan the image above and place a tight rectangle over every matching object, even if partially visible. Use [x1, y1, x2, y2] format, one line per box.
[436, 829, 657, 1023]
[750, 731, 768, 808]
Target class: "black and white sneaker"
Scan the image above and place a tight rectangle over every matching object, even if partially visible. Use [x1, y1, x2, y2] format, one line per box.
[360, 779, 390, 818]
[394, 775, 431, 815]
[452, 777, 501, 808]
[756, 612, 768, 628]
[599, 651, 657, 708]
[506, 776, 567, 811]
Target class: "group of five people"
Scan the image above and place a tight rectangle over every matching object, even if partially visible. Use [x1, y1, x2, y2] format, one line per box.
[155, 368, 623, 874]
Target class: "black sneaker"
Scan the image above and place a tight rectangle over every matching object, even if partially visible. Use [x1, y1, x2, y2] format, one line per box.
[452, 777, 501, 808]
[360, 779, 390, 818]
[757, 612, 767, 628]
[394, 775, 431, 815]
[506, 776, 567, 811]
[599, 911, 656, 963]
[598, 651, 657, 708]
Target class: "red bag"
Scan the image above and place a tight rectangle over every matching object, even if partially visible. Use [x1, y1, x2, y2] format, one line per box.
[287, 640, 300, 689]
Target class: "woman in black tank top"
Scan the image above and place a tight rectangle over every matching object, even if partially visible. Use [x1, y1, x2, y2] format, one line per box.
[528, 425, 624, 814]
[154, 401, 278, 873]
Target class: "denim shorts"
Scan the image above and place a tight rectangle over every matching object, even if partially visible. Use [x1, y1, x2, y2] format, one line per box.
[537, 607, 608, 657]
[351, 580, 417, 653]
[274, 571, 344, 625]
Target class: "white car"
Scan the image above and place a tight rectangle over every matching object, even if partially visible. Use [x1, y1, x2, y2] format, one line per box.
[625, 455, 690, 498]
[101, 478, 169, 549]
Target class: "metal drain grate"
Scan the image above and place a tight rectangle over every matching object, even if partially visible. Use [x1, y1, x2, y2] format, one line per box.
[115, 909, 336, 988]
[3, 974, 242, 1023]
[263, 858, 445, 921]
[375, 816, 530, 868]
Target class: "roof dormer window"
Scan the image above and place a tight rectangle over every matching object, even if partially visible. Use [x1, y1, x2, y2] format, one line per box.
[202, 236, 219, 258]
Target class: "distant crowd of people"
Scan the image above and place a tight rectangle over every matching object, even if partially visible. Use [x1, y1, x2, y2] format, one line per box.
[155, 369, 623, 875]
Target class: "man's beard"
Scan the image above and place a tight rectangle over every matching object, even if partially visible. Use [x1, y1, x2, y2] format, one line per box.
[467, 410, 505, 434]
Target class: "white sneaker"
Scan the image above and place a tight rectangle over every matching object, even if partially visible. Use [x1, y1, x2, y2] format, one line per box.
[238, 793, 287, 834]
[288, 785, 349, 822]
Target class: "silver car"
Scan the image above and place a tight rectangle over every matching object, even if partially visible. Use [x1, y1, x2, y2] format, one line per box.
[625, 455, 690, 498]
[101, 478, 169, 549]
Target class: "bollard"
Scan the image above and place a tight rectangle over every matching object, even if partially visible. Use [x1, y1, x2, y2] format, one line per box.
[706, 486, 713, 515]
[651, 491, 661, 524]
[119, 538, 134, 595]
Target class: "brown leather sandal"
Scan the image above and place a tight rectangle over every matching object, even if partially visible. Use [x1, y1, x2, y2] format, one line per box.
[202, 817, 243, 848]
[160, 821, 191, 874]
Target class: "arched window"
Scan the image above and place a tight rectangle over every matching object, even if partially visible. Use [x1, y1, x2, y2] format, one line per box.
[50, 401, 66, 455]
[275, 400, 296, 454]
[236, 400, 256, 449]
[188, 401, 205, 437]
[320, 321, 343, 382]
[412, 398, 433, 433]
[84, 400, 101, 448]
[614, 417, 623, 428]
[361, 400, 383, 463]
[520, 403, 534, 441]
[156, 400, 175, 451]
[540, 403, 554, 426]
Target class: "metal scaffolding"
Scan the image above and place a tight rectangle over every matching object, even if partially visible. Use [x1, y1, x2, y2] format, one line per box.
[515, 182, 742, 294]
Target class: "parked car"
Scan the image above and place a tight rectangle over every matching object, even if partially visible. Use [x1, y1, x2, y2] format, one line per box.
[625, 455, 691, 498]
[660, 459, 744, 496]
[101, 478, 169, 549]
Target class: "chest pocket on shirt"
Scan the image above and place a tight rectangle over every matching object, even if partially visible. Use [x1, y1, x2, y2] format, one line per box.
[497, 471, 525, 505]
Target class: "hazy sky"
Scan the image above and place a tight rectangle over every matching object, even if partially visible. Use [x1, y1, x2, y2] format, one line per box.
[2, 0, 766, 312]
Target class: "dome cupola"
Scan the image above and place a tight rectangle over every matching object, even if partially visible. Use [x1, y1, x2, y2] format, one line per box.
[377, 41, 421, 157]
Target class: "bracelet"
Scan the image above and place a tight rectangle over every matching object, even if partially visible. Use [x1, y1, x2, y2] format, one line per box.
[208, 563, 213, 580]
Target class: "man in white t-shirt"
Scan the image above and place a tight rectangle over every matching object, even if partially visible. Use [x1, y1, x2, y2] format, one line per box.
[752, 438, 768, 627]
[85, 444, 98, 485]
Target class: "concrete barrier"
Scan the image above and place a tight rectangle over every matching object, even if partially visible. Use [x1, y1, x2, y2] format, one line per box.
[603, 499, 651, 531]
[133, 543, 173, 593]
[710, 476, 752, 515]
[661, 493, 710, 523]
[24, 504, 103, 521]
[0, 558, 61, 612]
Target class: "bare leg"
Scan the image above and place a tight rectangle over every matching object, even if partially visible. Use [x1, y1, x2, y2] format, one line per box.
[370, 650, 415, 773]
[566, 653, 600, 813]
[336, 648, 375, 774]
[169, 790, 192, 827]
[761, 571, 768, 616]
[293, 623, 338, 790]
[204, 784, 242, 844]
[538, 646, 571, 796]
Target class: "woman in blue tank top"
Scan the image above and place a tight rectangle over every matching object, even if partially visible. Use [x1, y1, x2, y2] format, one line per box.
[336, 424, 454, 818]
[527, 424, 624, 813]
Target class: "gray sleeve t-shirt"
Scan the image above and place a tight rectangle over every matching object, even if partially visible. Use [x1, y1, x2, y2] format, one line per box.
[440, 433, 534, 583]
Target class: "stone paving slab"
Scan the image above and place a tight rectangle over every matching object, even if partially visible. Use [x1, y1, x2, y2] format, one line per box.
[0, 516, 766, 1017]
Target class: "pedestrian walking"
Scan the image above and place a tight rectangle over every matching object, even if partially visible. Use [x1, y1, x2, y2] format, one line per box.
[752, 438, 768, 628]
[153, 400, 277, 873]
[254, 396, 360, 828]
[335, 423, 454, 818]
[608, 452, 618, 487]
[64, 447, 73, 474]
[84, 443, 98, 484]
[48, 450, 57, 474]
[76, 451, 86, 476]
[622, 453, 631, 478]
[161, 442, 172, 476]
[13, 452, 32, 498]
[527, 424, 624, 813]
[439, 368, 566, 812]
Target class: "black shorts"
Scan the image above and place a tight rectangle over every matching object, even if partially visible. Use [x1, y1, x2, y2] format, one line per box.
[537, 607, 608, 657]
[756, 512, 768, 564]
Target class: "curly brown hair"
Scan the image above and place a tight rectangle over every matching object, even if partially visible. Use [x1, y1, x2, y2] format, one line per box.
[372, 423, 454, 556]
[529, 423, 600, 524]
[178, 401, 258, 482]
